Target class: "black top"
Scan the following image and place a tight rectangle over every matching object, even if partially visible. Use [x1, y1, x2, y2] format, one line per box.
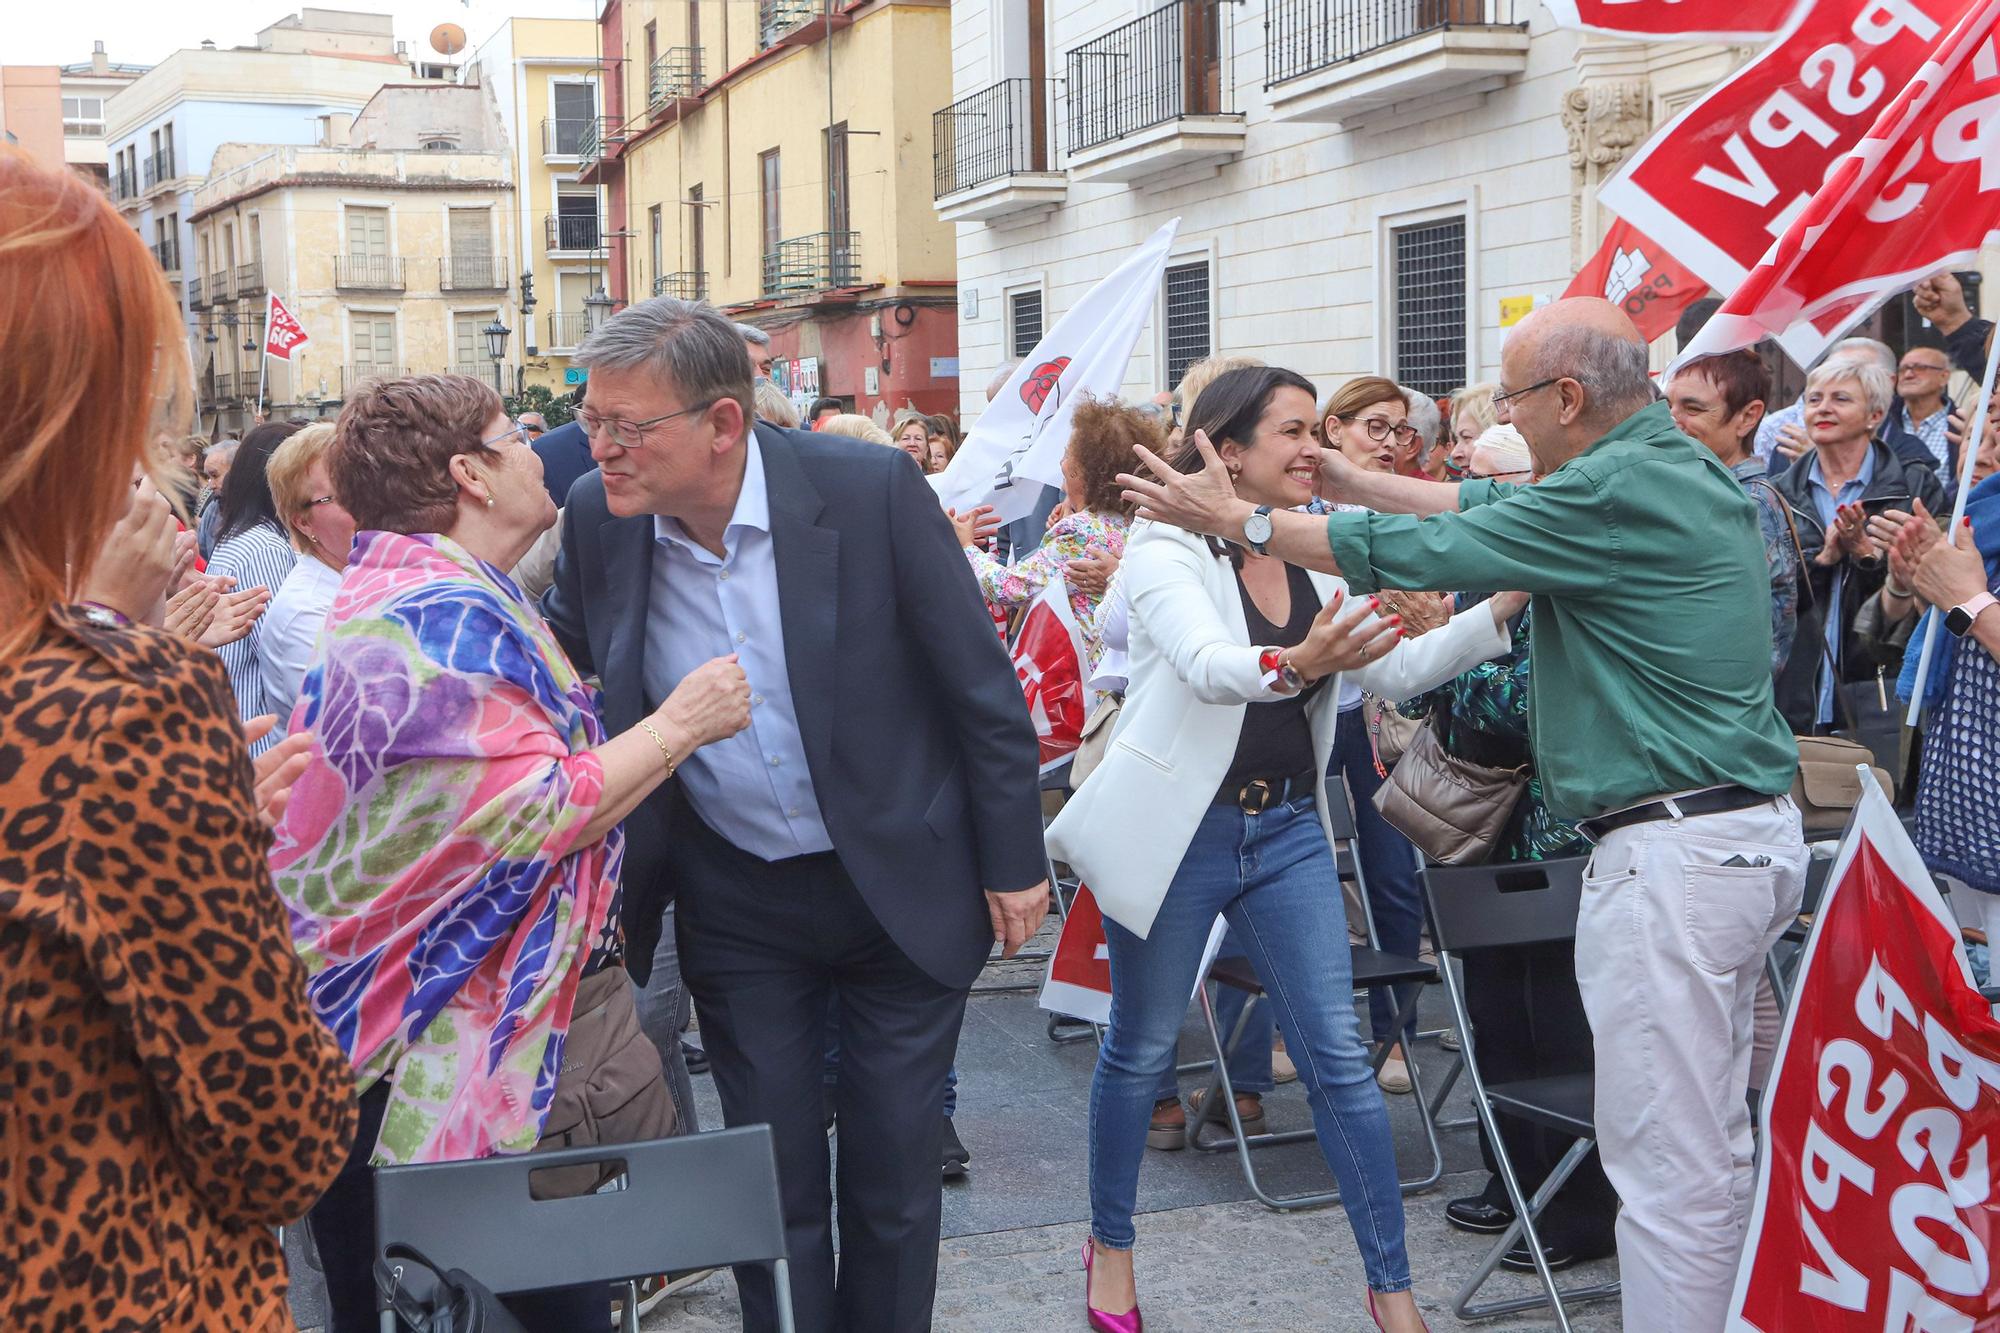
[1219, 561, 1323, 795]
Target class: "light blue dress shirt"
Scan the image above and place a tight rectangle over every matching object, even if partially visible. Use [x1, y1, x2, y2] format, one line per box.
[1804, 447, 1876, 726]
[644, 431, 834, 859]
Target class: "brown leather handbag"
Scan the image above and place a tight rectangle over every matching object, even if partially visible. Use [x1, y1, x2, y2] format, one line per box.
[1372, 722, 1528, 865]
[528, 965, 676, 1197]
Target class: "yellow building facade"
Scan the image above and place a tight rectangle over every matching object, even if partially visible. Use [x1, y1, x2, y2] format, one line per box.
[592, 0, 963, 418]
[467, 17, 608, 394]
[190, 130, 519, 433]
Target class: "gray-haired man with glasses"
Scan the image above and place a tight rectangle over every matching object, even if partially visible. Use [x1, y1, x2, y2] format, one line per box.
[543, 298, 1049, 1333]
[1118, 297, 1806, 1333]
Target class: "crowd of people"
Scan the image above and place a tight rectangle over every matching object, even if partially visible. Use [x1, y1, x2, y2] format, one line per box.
[5, 140, 1999, 1333]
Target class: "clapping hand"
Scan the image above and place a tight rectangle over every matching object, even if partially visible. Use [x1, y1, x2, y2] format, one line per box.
[1815, 502, 1877, 567]
[1775, 421, 1814, 465]
[1903, 516, 1990, 612]
[946, 504, 1003, 549]
[82, 477, 179, 623]
[200, 583, 272, 648]
[244, 718, 313, 829]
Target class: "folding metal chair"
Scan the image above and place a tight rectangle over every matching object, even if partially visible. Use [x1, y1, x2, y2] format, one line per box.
[373, 1126, 796, 1333]
[1423, 856, 1618, 1330]
[1181, 776, 1446, 1210]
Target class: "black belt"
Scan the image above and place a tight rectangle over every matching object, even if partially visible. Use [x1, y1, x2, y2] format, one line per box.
[1215, 768, 1317, 814]
[1577, 784, 1773, 844]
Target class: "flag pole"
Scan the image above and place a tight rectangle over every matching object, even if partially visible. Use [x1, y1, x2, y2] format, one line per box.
[1902, 321, 2000, 725]
[255, 292, 272, 421]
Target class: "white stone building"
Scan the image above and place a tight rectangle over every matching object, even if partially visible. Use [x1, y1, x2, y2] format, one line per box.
[934, 0, 1763, 419]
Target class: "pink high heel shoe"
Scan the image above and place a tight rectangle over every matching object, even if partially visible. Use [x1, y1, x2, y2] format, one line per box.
[1365, 1288, 1431, 1332]
[1081, 1237, 1143, 1333]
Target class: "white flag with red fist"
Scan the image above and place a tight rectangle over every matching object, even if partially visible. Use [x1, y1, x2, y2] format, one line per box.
[264, 293, 310, 360]
[1676, 0, 2000, 366]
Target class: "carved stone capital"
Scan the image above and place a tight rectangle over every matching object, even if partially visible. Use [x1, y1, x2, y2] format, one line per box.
[1563, 78, 1652, 268]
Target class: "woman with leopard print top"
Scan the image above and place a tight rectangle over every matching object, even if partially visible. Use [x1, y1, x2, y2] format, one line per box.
[0, 148, 357, 1333]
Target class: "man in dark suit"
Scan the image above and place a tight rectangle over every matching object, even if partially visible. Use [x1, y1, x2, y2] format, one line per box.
[543, 298, 1048, 1333]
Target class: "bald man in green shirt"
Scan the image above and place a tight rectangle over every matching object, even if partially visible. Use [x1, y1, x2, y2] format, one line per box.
[1121, 298, 1805, 1333]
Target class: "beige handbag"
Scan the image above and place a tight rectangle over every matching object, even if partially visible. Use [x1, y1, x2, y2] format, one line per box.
[1791, 734, 1894, 835]
[1363, 692, 1424, 770]
[1372, 723, 1528, 866]
[1069, 695, 1123, 790]
[528, 965, 676, 1197]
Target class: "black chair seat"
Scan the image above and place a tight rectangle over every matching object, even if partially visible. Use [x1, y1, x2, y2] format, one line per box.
[1207, 948, 1435, 997]
[1485, 1073, 1595, 1139]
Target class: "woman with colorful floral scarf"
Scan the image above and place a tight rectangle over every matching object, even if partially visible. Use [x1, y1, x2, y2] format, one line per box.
[271, 374, 750, 1332]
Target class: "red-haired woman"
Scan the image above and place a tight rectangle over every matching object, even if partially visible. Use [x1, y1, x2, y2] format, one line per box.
[0, 147, 357, 1331]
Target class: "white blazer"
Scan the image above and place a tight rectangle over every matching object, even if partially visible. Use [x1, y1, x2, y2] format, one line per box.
[1046, 521, 1509, 939]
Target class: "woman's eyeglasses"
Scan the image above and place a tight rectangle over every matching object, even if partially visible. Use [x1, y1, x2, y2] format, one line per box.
[1336, 416, 1420, 445]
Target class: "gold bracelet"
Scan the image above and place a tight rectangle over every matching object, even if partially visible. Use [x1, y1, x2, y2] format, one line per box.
[637, 720, 677, 776]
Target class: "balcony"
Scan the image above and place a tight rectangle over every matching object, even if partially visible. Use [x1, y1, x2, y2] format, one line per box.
[236, 261, 266, 297]
[143, 148, 176, 194]
[649, 47, 705, 108]
[760, 0, 850, 49]
[110, 167, 138, 202]
[761, 231, 860, 299]
[548, 312, 589, 350]
[440, 255, 509, 291]
[334, 255, 405, 290]
[188, 275, 208, 309]
[545, 212, 604, 253]
[576, 117, 627, 181]
[1064, 1, 1246, 187]
[653, 271, 709, 301]
[1264, 0, 1528, 124]
[541, 116, 595, 158]
[453, 361, 505, 386]
[933, 78, 1067, 225]
[342, 364, 407, 395]
[151, 237, 181, 273]
[213, 371, 238, 402]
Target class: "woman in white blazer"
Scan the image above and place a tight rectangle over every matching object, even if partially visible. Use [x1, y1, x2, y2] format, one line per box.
[1048, 367, 1517, 1333]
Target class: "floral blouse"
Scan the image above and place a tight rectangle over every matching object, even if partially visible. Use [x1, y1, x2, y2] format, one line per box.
[966, 509, 1129, 671]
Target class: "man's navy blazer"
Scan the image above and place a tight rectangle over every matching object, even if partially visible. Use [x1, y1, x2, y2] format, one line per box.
[542, 423, 1047, 989]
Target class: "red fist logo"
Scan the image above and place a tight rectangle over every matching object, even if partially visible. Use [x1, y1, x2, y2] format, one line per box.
[1020, 357, 1071, 414]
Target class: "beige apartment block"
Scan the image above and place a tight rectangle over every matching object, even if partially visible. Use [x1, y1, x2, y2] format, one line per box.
[465, 16, 606, 394]
[189, 84, 518, 434]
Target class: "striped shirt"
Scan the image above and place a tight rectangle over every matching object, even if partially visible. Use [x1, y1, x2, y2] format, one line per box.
[207, 521, 297, 754]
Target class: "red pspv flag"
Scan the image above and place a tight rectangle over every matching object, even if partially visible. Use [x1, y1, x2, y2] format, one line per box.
[1564, 218, 1709, 343]
[1542, 0, 1797, 42]
[1677, 0, 2000, 367]
[1728, 779, 2000, 1331]
[264, 293, 310, 360]
[1011, 583, 1087, 773]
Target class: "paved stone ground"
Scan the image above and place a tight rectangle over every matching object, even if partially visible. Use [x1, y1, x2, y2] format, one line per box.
[292, 921, 1622, 1331]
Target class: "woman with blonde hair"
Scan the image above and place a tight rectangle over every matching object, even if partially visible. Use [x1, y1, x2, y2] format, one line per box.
[893, 407, 935, 469]
[821, 412, 896, 447]
[754, 377, 801, 428]
[0, 145, 357, 1333]
[260, 422, 358, 720]
[1446, 383, 1500, 477]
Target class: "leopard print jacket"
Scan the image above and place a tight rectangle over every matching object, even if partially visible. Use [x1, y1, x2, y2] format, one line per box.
[1, 606, 357, 1332]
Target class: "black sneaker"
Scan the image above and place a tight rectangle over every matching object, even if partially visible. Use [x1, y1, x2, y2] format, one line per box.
[941, 1117, 970, 1179]
[1444, 1195, 1516, 1235]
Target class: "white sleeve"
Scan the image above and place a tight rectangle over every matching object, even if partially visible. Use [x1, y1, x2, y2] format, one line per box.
[1352, 597, 1510, 703]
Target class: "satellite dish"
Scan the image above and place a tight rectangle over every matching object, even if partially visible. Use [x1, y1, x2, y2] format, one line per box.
[429, 22, 466, 56]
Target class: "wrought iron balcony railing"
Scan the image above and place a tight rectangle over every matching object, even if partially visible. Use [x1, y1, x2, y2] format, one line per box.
[548, 312, 590, 348]
[111, 167, 138, 201]
[1065, 0, 1235, 156]
[143, 148, 175, 191]
[440, 255, 509, 291]
[213, 371, 238, 402]
[545, 212, 604, 252]
[188, 275, 207, 309]
[541, 116, 594, 156]
[650, 47, 705, 104]
[653, 271, 709, 301]
[761, 231, 860, 298]
[760, 0, 819, 47]
[933, 78, 1053, 199]
[235, 261, 266, 296]
[1265, 0, 1520, 83]
[151, 237, 180, 272]
[343, 364, 407, 394]
[334, 255, 406, 290]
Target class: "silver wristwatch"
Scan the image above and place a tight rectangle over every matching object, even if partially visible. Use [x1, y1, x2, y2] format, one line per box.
[1242, 505, 1275, 556]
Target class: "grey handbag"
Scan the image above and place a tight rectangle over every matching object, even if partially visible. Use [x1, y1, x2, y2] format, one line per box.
[1371, 721, 1528, 865]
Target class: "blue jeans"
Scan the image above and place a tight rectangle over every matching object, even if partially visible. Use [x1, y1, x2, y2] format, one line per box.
[1089, 797, 1411, 1291]
[1153, 938, 1275, 1100]
[1334, 706, 1424, 1045]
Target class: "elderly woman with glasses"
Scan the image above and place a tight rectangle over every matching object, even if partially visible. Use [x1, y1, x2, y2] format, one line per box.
[259, 423, 357, 721]
[273, 373, 752, 1332]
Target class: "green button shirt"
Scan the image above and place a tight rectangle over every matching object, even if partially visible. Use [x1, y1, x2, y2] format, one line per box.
[1324, 401, 1798, 822]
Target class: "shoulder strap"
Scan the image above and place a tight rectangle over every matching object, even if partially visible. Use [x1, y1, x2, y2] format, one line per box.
[1745, 475, 1866, 733]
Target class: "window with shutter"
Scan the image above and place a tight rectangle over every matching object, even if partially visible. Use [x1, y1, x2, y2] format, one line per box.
[1009, 290, 1044, 358]
[1392, 218, 1467, 398]
[1163, 261, 1212, 392]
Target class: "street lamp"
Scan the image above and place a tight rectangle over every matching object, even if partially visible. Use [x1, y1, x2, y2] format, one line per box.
[584, 285, 613, 335]
[483, 317, 511, 396]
